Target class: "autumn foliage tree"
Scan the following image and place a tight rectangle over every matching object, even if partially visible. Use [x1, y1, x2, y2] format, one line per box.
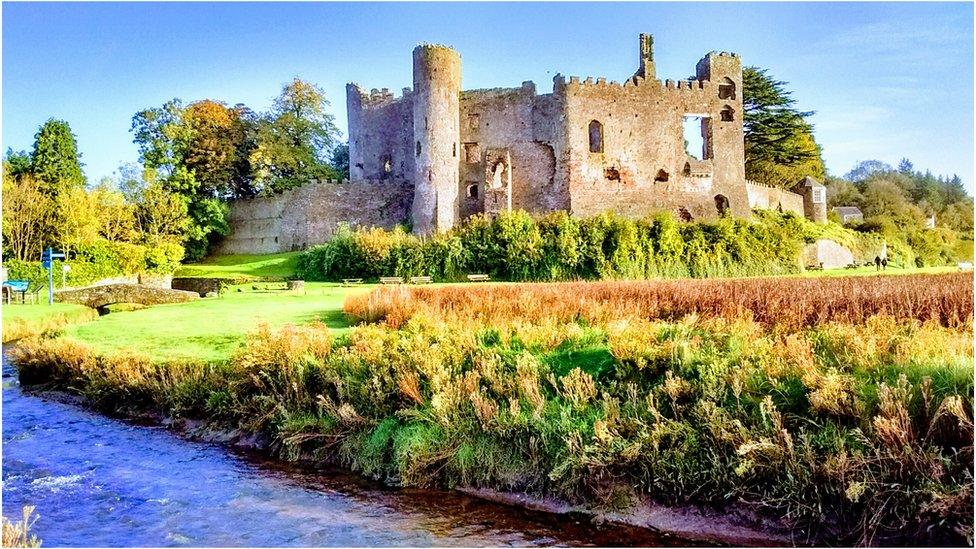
[1, 175, 56, 261]
[130, 78, 342, 258]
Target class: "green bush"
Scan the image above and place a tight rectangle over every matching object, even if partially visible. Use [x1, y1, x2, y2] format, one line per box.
[298, 210, 868, 282]
[3, 238, 182, 289]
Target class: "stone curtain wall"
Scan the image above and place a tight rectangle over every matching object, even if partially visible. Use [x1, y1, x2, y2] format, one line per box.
[218, 181, 414, 254]
[745, 181, 805, 216]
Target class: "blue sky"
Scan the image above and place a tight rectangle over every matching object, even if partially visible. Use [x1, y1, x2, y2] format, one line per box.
[2, 2, 973, 189]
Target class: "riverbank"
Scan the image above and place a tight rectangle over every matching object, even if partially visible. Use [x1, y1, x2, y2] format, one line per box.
[4, 347, 685, 547]
[2, 302, 98, 343]
[11, 272, 974, 546]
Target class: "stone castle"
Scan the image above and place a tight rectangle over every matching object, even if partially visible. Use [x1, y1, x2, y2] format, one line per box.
[219, 35, 821, 254]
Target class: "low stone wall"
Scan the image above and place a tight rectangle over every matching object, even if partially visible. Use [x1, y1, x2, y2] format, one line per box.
[803, 239, 855, 269]
[745, 182, 805, 216]
[55, 284, 200, 309]
[171, 278, 229, 297]
[217, 180, 415, 254]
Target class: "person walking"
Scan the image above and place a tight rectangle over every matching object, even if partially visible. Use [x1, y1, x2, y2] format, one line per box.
[881, 257, 888, 271]
[875, 256, 882, 271]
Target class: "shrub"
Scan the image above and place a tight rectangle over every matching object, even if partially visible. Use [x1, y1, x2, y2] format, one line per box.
[299, 210, 878, 282]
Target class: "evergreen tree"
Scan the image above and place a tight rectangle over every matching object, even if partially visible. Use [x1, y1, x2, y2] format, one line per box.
[897, 158, 914, 174]
[742, 67, 824, 187]
[30, 118, 86, 194]
[3, 148, 33, 179]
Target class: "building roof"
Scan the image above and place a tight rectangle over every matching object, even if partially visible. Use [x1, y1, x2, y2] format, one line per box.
[795, 176, 825, 189]
[831, 206, 863, 216]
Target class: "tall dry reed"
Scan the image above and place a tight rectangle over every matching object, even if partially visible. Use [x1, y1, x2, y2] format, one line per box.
[345, 272, 974, 329]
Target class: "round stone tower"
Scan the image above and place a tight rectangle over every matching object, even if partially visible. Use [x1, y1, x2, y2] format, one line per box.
[411, 44, 461, 235]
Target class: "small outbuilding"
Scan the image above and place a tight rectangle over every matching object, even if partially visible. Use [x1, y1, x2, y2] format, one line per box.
[831, 206, 864, 224]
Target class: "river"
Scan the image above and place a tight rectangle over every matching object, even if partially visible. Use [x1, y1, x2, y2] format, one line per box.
[2, 346, 697, 547]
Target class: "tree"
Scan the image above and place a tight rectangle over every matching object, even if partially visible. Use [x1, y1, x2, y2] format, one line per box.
[3, 148, 33, 179]
[181, 100, 256, 198]
[251, 78, 340, 193]
[134, 182, 191, 242]
[825, 176, 862, 207]
[742, 67, 824, 188]
[55, 186, 102, 255]
[897, 158, 914, 174]
[131, 99, 188, 178]
[91, 181, 137, 242]
[330, 142, 350, 180]
[844, 160, 892, 182]
[2, 175, 56, 261]
[30, 118, 86, 194]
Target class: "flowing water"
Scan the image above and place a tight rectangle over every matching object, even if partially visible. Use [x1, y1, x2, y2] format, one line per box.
[1, 346, 698, 547]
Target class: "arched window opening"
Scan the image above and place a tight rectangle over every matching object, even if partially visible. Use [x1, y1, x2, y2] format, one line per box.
[453, 143, 457, 157]
[720, 105, 734, 122]
[677, 207, 693, 222]
[466, 183, 479, 199]
[682, 162, 692, 176]
[588, 120, 604, 153]
[416, 141, 421, 157]
[655, 169, 669, 182]
[714, 194, 730, 217]
[382, 156, 392, 174]
[718, 77, 736, 100]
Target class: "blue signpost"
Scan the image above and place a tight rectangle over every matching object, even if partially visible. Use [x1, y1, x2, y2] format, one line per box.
[41, 247, 66, 305]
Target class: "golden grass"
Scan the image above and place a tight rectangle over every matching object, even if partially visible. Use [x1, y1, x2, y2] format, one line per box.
[2, 506, 41, 548]
[344, 272, 974, 329]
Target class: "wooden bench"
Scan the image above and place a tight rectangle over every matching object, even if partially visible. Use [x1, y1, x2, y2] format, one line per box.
[379, 276, 404, 285]
[342, 278, 363, 286]
[409, 276, 432, 284]
[467, 274, 491, 282]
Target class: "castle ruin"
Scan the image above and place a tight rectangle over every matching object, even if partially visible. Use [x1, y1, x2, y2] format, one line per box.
[219, 35, 817, 254]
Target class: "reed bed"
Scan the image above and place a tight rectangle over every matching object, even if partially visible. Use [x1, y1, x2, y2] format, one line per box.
[345, 272, 974, 329]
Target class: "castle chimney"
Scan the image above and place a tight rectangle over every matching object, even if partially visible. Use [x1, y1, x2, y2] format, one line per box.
[638, 34, 655, 79]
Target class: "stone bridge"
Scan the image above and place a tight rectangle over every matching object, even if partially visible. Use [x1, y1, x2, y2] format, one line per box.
[55, 283, 200, 310]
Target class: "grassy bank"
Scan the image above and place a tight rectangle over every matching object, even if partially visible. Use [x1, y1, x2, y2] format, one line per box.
[2, 302, 98, 343]
[12, 272, 973, 545]
[63, 282, 369, 361]
[174, 252, 301, 280]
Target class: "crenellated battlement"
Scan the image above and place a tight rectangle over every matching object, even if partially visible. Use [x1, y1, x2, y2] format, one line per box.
[306, 177, 414, 187]
[348, 83, 412, 108]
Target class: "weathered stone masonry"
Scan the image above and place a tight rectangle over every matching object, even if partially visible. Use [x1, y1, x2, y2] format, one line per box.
[220, 35, 818, 253]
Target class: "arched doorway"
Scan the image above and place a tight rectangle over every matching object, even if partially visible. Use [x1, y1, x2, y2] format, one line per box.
[714, 194, 730, 217]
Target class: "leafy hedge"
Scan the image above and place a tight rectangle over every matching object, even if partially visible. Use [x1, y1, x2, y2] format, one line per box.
[297, 210, 878, 282]
[3, 238, 183, 290]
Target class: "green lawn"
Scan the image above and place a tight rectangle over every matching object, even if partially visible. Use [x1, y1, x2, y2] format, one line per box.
[3, 301, 92, 323]
[173, 252, 301, 280]
[2, 302, 99, 343]
[65, 282, 371, 362]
